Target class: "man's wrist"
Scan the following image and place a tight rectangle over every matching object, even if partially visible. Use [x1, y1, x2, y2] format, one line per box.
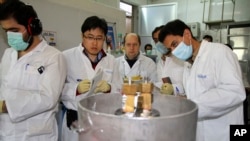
[0, 100, 4, 113]
[0, 100, 7, 113]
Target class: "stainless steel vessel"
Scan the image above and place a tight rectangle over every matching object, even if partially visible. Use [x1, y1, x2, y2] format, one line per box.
[78, 93, 198, 141]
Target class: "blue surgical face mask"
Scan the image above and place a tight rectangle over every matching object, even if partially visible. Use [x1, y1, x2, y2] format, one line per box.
[7, 31, 29, 51]
[172, 40, 193, 61]
[155, 42, 169, 54]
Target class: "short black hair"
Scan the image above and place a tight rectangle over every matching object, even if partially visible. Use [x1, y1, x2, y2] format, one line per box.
[81, 16, 108, 35]
[159, 19, 193, 42]
[203, 35, 213, 42]
[0, 0, 19, 4]
[225, 43, 233, 50]
[152, 25, 164, 37]
[123, 33, 141, 46]
[0, 0, 39, 30]
[144, 43, 152, 50]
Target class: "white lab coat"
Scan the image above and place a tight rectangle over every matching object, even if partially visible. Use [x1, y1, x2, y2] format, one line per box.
[115, 54, 157, 92]
[0, 40, 67, 141]
[155, 55, 185, 95]
[156, 58, 165, 81]
[61, 44, 120, 141]
[183, 41, 246, 141]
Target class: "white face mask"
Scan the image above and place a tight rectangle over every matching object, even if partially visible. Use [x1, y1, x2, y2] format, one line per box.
[172, 38, 193, 61]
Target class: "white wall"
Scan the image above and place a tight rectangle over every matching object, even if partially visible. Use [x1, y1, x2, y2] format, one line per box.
[0, 28, 8, 61]
[94, 0, 120, 8]
[0, 0, 126, 60]
[17, 0, 126, 52]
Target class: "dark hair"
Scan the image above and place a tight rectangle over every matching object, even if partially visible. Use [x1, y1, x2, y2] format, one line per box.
[159, 19, 193, 42]
[225, 43, 233, 50]
[203, 35, 213, 42]
[0, 0, 19, 4]
[81, 16, 108, 35]
[0, 0, 40, 30]
[123, 33, 141, 46]
[152, 25, 164, 37]
[144, 43, 152, 50]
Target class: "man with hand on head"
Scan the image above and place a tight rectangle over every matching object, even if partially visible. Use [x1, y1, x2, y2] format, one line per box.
[0, 1, 67, 141]
[61, 16, 120, 141]
[152, 25, 185, 96]
[159, 19, 245, 141]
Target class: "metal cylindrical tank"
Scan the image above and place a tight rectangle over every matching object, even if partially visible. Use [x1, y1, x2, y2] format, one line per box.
[77, 93, 198, 141]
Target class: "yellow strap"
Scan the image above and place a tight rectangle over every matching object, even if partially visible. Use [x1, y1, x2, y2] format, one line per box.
[0, 100, 3, 113]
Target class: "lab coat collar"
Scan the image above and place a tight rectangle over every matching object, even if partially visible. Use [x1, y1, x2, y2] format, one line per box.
[79, 43, 107, 62]
[190, 40, 208, 66]
[138, 53, 145, 61]
[124, 52, 140, 60]
[122, 53, 144, 62]
[31, 39, 48, 53]
[11, 39, 48, 54]
[195, 40, 207, 59]
[9, 39, 48, 63]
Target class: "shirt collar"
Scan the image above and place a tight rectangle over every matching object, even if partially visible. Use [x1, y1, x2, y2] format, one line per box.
[82, 46, 107, 63]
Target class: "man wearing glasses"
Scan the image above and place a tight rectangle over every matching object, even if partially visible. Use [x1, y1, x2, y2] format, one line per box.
[60, 16, 120, 141]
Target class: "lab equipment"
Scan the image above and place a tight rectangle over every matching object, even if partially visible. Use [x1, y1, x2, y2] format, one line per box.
[77, 93, 198, 141]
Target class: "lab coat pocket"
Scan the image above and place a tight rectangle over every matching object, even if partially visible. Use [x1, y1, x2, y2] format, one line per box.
[27, 118, 53, 137]
[23, 65, 41, 90]
[7, 65, 40, 90]
[102, 69, 113, 82]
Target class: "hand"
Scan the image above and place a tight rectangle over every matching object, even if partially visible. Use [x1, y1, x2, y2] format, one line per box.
[94, 80, 111, 93]
[0, 100, 7, 113]
[160, 83, 174, 95]
[77, 79, 91, 94]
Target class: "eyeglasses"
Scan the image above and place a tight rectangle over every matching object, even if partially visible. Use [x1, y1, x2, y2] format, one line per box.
[83, 34, 104, 42]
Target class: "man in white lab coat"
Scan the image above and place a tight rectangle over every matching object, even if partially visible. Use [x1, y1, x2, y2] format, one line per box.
[0, 1, 67, 141]
[116, 33, 157, 87]
[61, 16, 120, 141]
[159, 19, 246, 141]
[152, 25, 185, 96]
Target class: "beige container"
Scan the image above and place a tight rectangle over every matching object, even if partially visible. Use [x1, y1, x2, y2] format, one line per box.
[141, 93, 152, 110]
[123, 95, 135, 112]
[141, 83, 153, 93]
[122, 84, 137, 95]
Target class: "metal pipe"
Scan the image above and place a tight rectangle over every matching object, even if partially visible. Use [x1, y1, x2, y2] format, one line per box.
[232, 0, 235, 21]
[220, 0, 225, 43]
[202, 0, 205, 23]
